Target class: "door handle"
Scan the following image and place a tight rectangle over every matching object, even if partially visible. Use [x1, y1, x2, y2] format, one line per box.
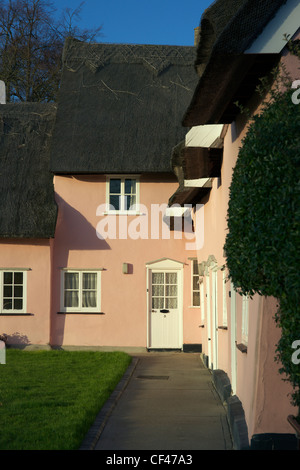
[160, 309, 169, 313]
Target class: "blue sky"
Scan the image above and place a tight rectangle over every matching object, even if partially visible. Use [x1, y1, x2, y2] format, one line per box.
[52, 0, 213, 46]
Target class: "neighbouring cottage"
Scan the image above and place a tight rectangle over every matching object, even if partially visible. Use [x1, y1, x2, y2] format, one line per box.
[169, 0, 300, 449]
[0, 40, 202, 351]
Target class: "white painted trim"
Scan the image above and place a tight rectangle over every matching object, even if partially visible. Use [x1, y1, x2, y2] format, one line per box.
[60, 269, 102, 313]
[205, 274, 212, 368]
[230, 282, 237, 395]
[0, 270, 27, 314]
[146, 260, 184, 350]
[184, 178, 213, 188]
[185, 124, 223, 148]
[245, 0, 300, 54]
[105, 175, 140, 214]
[222, 270, 228, 328]
[212, 270, 218, 369]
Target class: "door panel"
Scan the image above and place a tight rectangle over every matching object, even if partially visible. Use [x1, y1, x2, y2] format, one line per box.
[149, 270, 181, 349]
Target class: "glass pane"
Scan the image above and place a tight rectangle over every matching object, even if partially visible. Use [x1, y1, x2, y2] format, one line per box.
[165, 273, 177, 284]
[64, 291, 79, 308]
[82, 291, 97, 308]
[64, 272, 79, 289]
[4, 272, 13, 284]
[193, 276, 199, 291]
[152, 285, 164, 296]
[14, 286, 23, 298]
[3, 286, 12, 297]
[125, 179, 136, 195]
[125, 194, 136, 210]
[110, 179, 121, 194]
[109, 195, 120, 210]
[152, 273, 164, 284]
[166, 297, 177, 309]
[83, 273, 97, 290]
[3, 299, 12, 310]
[193, 260, 199, 275]
[152, 297, 164, 309]
[13, 299, 23, 310]
[14, 272, 23, 285]
[193, 292, 200, 307]
[166, 285, 177, 296]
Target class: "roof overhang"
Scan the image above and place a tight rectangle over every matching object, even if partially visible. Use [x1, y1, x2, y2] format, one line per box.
[182, 53, 280, 127]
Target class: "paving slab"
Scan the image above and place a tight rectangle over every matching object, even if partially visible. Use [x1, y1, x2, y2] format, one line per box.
[92, 352, 232, 451]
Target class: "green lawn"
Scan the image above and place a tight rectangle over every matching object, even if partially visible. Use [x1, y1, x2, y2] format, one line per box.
[0, 349, 132, 450]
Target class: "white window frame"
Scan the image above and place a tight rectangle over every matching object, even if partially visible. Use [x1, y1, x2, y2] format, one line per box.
[106, 175, 140, 214]
[190, 258, 200, 307]
[60, 269, 102, 313]
[242, 295, 249, 345]
[0, 269, 27, 314]
[222, 270, 228, 327]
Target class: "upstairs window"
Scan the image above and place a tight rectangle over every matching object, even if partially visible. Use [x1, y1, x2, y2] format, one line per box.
[106, 176, 139, 213]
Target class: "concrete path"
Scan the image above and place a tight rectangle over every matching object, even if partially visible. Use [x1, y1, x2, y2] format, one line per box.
[93, 352, 232, 451]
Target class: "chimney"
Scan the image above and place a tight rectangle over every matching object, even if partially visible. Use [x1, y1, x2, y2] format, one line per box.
[194, 27, 200, 46]
[0, 81, 6, 104]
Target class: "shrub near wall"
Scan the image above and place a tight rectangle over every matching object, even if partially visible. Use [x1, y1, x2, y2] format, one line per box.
[224, 87, 300, 412]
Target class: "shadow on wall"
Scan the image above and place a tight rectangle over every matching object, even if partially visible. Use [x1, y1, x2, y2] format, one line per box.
[5, 332, 31, 348]
[51, 195, 111, 348]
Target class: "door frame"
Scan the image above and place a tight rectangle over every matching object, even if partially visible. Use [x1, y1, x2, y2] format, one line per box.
[146, 258, 184, 350]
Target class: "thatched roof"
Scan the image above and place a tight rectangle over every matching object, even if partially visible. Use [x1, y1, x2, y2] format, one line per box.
[50, 39, 199, 174]
[0, 103, 58, 238]
[183, 0, 286, 126]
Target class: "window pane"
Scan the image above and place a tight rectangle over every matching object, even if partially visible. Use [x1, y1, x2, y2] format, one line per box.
[110, 179, 121, 194]
[64, 291, 78, 308]
[64, 272, 79, 289]
[4, 272, 12, 284]
[14, 272, 23, 285]
[193, 276, 199, 291]
[13, 299, 23, 310]
[3, 299, 12, 310]
[82, 291, 97, 308]
[193, 292, 200, 307]
[152, 285, 164, 296]
[109, 195, 120, 210]
[166, 297, 177, 309]
[166, 285, 177, 296]
[125, 179, 136, 195]
[152, 273, 164, 285]
[14, 286, 23, 298]
[193, 260, 199, 275]
[152, 297, 164, 309]
[3, 286, 12, 297]
[165, 273, 177, 284]
[125, 194, 136, 210]
[83, 273, 97, 290]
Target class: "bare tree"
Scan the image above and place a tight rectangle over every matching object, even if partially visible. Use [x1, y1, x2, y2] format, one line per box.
[0, 0, 102, 102]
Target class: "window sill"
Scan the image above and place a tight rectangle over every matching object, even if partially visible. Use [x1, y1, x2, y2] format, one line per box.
[102, 211, 145, 216]
[57, 311, 105, 315]
[0, 313, 33, 316]
[236, 343, 248, 353]
[188, 306, 200, 309]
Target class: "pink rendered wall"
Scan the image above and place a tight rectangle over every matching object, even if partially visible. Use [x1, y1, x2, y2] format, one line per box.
[0, 239, 53, 346]
[51, 174, 202, 348]
[193, 42, 299, 437]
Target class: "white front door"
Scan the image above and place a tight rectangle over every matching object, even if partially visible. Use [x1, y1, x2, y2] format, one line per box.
[149, 270, 182, 349]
